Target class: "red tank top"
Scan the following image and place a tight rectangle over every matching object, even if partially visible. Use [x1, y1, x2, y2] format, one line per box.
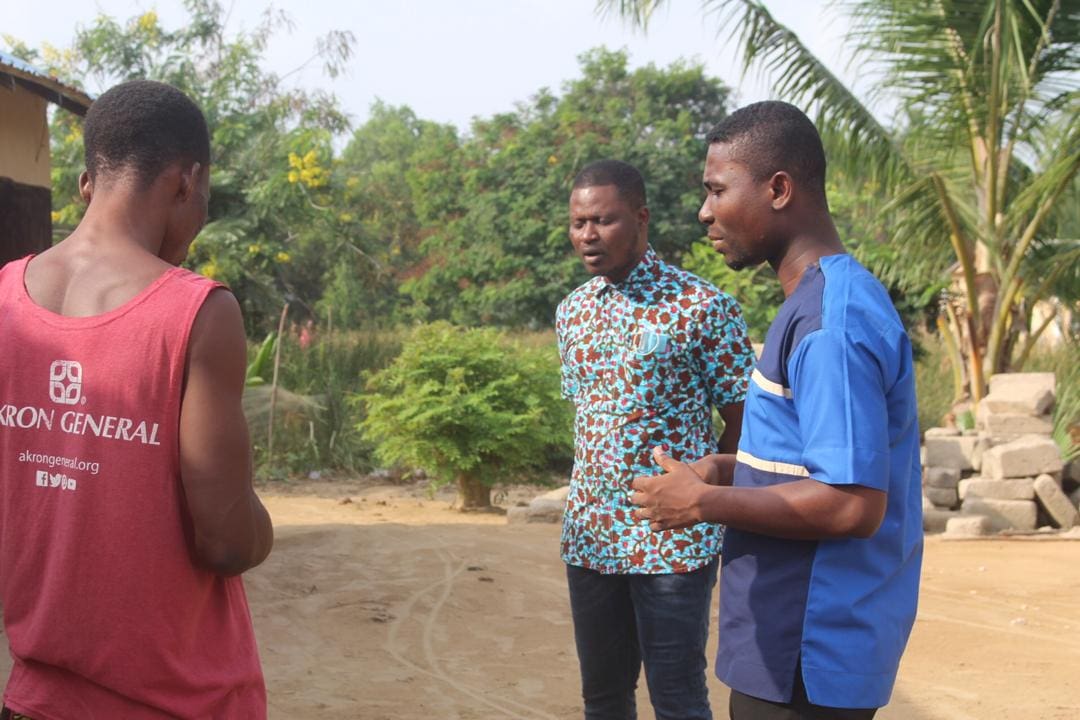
[0, 256, 266, 719]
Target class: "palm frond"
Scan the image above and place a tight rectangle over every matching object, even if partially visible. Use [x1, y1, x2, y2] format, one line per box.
[594, 0, 668, 28]
[712, 1, 909, 186]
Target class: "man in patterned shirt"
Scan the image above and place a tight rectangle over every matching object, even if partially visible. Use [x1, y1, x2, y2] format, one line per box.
[556, 159, 755, 719]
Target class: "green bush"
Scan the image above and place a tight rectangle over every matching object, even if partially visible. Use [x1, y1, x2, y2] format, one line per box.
[360, 322, 573, 508]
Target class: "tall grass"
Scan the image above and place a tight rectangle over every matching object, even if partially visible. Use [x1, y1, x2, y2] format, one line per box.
[1024, 344, 1080, 462]
[246, 326, 405, 478]
[913, 333, 955, 434]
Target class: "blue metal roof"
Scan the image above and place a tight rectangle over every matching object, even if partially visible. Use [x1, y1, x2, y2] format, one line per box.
[0, 51, 93, 115]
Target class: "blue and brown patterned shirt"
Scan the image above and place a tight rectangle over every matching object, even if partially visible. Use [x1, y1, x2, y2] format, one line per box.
[556, 246, 754, 574]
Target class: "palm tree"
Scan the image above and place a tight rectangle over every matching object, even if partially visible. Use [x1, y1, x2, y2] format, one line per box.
[601, 0, 1080, 408]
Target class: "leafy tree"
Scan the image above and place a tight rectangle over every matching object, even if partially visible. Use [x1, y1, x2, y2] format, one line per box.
[604, 0, 1080, 408]
[360, 323, 573, 509]
[402, 48, 732, 327]
[5, 0, 357, 331]
[322, 103, 463, 327]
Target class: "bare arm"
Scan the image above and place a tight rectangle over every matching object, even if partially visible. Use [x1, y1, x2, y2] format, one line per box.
[632, 448, 886, 540]
[179, 289, 273, 576]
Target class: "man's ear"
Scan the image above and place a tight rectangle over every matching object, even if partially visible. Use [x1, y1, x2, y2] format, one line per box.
[78, 171, 93, 204]
[177, 162, 203, 202]
[769, 171, 794, 210]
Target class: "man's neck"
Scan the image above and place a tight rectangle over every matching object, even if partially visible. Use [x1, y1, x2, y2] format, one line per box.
[603, 244, 649, 285]
[71, 189, 168, 259]
[770, 217, 845, 297]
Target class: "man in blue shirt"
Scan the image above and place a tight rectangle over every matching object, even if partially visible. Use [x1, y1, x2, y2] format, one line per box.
[630, 102, 923, 719]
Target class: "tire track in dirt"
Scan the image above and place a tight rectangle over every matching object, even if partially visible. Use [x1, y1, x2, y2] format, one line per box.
[386, 545, 557, 720]
[920, 584, 1080, 628]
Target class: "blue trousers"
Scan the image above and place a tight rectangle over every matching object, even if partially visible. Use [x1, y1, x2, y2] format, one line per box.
[566, 559, 719, 720]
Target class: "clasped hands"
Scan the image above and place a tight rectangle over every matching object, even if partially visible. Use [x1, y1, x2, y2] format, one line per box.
[630, 448, 732, 532]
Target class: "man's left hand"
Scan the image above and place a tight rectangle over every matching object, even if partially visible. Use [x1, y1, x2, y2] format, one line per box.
[631, 447, 710, 532]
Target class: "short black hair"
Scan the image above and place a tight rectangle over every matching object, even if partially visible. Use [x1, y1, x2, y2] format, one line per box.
[83, 80, 210, 187]
[705, 101, 827, 203]
[572, 159, 647, 209]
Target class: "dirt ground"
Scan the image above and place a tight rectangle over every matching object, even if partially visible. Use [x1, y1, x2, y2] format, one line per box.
[5, 477, 1079, 719]
[242, 478, 1080, 720]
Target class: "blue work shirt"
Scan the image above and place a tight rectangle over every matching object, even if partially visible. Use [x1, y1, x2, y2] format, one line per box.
[715, 254, 923, 709]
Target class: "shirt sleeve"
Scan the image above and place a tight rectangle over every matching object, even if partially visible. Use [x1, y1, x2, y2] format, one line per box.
[695, 293, 754, 409]
[788, 328, 890, 491]
[555, 300, 577, 400]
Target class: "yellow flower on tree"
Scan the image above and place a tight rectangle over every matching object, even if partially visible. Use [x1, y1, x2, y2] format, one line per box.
[138, 11, 158, 32]
[286, 149, 328, 188]
[275, 252, 292, 264]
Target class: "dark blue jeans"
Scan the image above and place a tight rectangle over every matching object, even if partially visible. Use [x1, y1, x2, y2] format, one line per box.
[566, 559, 719, 720]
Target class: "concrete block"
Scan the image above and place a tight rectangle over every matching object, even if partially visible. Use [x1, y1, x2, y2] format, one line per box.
[983, 436, 1064, 479]
[509, 485, 572, 523]
[923, 508, 959, 533]
[961, 498, 1037, 532]
[987, 372, 1055, 413]
[924, 487, 958, 508]
[1033, 474, 1079, 529]
[982, 390, 1054, 417]
[922, 494, 934, 512]
[944, 515, 993, 537]
[924, 466, 961, 489]
[506, 506, 530, 524]
[525, 498, 566, 523]
[958, 477, 1035, 501]
[535, 485, 570, 503]
[978, 412, 1054, 439]
[924, 435, 979, 471]
[925, 427, 960, 437]
[972, 434, 991, 473]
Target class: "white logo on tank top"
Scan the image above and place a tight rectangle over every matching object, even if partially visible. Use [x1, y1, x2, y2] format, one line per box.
[49, 360, 83, 405]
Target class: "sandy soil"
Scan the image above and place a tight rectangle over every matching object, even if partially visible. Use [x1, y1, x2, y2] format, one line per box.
[5, 478, 1080, 718]
[248, 478, 1080, 719]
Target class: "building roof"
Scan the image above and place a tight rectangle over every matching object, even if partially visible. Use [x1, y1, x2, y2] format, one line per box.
[0, 51, 93, 116]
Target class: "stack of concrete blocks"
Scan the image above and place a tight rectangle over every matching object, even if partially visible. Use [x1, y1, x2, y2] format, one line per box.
[921, 373, 1077, 536]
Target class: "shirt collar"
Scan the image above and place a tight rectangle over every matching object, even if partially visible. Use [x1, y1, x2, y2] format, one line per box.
[592, 246, 661, 296]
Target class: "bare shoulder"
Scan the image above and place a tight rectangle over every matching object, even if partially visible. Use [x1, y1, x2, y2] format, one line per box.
[188, 288, 246, 373]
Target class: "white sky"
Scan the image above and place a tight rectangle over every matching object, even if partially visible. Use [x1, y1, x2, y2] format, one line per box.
[4, 0, 867, 133]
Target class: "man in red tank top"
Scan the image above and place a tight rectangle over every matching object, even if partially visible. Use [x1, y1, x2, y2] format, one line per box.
[0, 80, 273, 718]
